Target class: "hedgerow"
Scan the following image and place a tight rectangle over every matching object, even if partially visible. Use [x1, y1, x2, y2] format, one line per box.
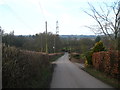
[2, 45, 62, 88]
[92, 50, 120, 80]
[85, 41, 105, 66]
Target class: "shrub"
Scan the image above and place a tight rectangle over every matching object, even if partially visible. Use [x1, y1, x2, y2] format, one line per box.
[85, 41, 105, 66]
[84, 59, 88, 67]
[85, 51, 93, 65]
[92, 41, 105, 52]
[80, 54, 86, 60]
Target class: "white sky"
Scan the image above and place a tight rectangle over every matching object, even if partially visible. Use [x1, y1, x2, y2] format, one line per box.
[0, 0, 117, 35]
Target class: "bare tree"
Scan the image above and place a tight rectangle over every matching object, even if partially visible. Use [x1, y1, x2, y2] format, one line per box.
[84, 1, 120, 41]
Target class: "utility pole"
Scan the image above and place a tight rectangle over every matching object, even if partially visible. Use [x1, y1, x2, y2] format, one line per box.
[53, 35, 55, 53]
[45, 21, 48, 53]
[54, 21, 59, 53]
[40, 33, 43, 52]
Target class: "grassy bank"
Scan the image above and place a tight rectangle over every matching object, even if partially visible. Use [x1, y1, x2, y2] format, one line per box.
[49, 53, 64, 62]
[83, 66, 120, 88]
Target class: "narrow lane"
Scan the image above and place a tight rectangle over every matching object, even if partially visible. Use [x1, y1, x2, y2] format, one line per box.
[50, 53, 113, 88]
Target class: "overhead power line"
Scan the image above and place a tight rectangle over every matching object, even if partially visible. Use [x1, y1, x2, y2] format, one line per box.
[2, 0, 35, 32]
[38, 0, 57, 34]
[38, 0, 46, 21]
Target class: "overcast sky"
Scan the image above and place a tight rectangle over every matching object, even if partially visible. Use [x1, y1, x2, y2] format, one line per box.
[0, 0, 117, 35]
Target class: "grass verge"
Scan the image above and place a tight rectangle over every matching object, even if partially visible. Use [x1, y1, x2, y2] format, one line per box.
[83, 66, 120, 88]
[49, 54, 64, 62]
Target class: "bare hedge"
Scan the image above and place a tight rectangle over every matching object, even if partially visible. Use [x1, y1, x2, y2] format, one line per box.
[92, 50, 120, 80]
[2, 45, 51, 88]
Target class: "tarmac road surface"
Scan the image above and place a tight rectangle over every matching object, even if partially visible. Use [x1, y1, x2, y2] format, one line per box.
[50, 53, 113, 88]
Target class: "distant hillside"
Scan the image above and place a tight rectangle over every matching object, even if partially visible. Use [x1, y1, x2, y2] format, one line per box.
[14, 34, 97, 39]
[60, 35, 96, 39]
